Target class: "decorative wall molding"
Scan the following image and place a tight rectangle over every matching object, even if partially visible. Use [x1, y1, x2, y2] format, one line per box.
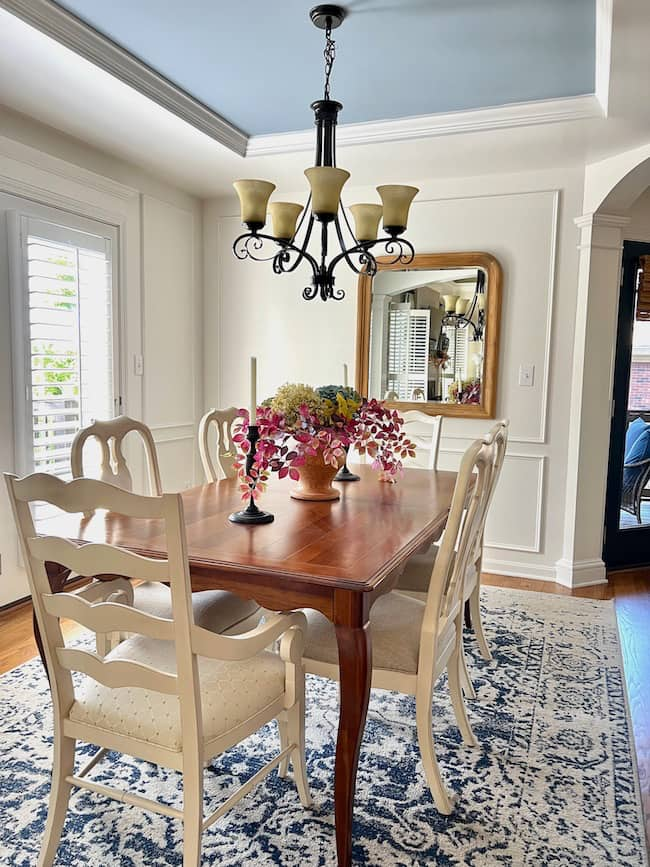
[554, 557, 608, 588]
[149, 422, 195, 444]
[247, 96, 603, 157]
[0, 0, 247, 156]
[440, 449, 545, 554]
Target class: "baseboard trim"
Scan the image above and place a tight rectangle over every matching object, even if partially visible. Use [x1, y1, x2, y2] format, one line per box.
[554, 557, 608, 588]
[482, 557, 557, 583]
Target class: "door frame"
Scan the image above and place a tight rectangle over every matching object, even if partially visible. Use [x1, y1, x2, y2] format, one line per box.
[604, 239, 650, 568]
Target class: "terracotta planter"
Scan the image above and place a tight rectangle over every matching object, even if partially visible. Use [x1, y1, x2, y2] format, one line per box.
[290, 451, 344, 501]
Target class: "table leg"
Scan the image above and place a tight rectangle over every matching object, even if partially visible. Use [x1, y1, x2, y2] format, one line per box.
[464, 599, 472, 629]
[334, 621, 372, 867]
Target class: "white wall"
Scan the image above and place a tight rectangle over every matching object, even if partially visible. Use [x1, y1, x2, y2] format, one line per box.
[0, 110, 203, 606]
[204, 167, 585, 583]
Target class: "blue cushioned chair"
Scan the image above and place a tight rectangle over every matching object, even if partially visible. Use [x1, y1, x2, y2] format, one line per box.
[626, 416, 647, 454]
[622, 424, 650, 523]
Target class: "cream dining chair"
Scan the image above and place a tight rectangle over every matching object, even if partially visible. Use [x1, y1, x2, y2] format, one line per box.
[401, 410, 442, 470]
[5, 472, 311, 867]
[198, 407, 239, 481]
[70, 416, 261, 652]
[396, 420, 509, 697]
[301, 435, 498, 814]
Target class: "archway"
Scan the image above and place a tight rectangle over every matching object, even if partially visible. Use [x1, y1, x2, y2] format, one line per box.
[559, 148, 650, 586]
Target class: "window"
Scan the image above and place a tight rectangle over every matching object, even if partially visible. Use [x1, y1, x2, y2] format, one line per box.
[10, 210, 119, 479]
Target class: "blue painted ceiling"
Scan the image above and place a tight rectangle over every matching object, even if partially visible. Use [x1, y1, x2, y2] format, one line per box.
[54, 0, 596, 137]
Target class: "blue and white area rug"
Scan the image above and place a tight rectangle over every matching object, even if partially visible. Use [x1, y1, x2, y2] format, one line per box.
[0, 587, 647, 866]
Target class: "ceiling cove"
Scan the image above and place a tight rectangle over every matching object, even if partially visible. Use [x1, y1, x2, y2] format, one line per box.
[1, 0, 607, 158]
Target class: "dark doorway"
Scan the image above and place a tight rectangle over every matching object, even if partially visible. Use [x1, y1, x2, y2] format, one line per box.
[604, 240, 650, 568]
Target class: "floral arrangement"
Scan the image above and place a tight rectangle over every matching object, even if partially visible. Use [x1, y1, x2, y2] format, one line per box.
[448, 377, 481, 405]
[233, 382, 415, 501]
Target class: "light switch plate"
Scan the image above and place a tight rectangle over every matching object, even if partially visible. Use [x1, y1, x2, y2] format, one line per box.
[134, 354, 144, 376]
[519, 364, 535, 387]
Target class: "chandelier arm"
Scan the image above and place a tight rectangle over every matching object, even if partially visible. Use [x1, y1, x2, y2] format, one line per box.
[291, 193, 313, 242]
[326, 243, 378, 283]
[379, 236, 416, 265]
[331, 217, 376, 276]
[233, 232, 285, 263]
[338, 198, 361, 247]
[275, 216, 319, 275]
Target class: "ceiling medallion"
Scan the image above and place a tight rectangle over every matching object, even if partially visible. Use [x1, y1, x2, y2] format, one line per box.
[232, 4, 419, 302]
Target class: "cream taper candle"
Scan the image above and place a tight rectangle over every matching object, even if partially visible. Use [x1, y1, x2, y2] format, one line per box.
[249, 357, 257, 424]
[343, 363, 349, 388]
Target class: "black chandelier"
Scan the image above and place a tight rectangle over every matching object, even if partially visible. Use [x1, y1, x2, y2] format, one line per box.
[232, 4, 419, 302]
[440, 269, 487, 340]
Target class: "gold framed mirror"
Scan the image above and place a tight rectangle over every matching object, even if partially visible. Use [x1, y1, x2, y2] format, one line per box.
[355, 252, 502, 418]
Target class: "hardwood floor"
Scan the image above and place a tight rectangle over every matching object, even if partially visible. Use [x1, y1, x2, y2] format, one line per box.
[1, 570, 649, 847]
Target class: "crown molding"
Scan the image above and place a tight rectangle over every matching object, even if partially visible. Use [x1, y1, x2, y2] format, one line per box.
[595, 0, 613, 116]
[246, 94, 603, 157]
[0, 0, 248, 156]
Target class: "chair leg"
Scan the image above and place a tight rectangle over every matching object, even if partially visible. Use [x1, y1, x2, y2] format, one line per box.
[415, 688, 454, 815]
[458, 630, 477, 700]
[447, 638, 478, 748]
[277, 713, 290, 778]
[38, 732, 75, 867]
[286, 701, 312, 808]
[469, 585, 492, 661]
[182, 763, 204, 867]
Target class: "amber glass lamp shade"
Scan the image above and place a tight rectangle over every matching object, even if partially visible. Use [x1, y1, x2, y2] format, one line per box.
[477, 292, 486, 311]
[376, 185, 419, 235]
[442, 294, 458, 313]
[455, 297, 469, 315]
[269, 202, 303, 240]
[350, 204, 383, 242]
[305, 167, 350, 220]
[233, 179, 276, 230]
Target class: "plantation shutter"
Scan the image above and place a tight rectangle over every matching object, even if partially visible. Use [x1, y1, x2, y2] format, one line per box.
[18, 216, 117, 478]
[387, 304, 430, 400]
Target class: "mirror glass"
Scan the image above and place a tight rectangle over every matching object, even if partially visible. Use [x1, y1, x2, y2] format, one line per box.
[367, 266, 488, 406]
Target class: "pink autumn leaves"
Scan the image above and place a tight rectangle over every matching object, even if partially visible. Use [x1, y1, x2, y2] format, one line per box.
[233, 396, 415, 502]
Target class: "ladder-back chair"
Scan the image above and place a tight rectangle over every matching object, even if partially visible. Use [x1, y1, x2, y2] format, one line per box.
[5, 473, 310, 867]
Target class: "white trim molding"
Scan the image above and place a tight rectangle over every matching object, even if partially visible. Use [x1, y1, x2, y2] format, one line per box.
[247, 95, 603, 157]
[595, 0, 613, 116]
[0, 0, 247, 156]
[482, 557, 556, 583]
[554, 558, 608, 588]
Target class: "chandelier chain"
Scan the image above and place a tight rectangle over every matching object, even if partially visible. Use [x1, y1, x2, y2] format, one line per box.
[323, 23, 336, 100]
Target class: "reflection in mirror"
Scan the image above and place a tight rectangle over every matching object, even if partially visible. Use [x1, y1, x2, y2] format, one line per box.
[368, 267, 487, 406]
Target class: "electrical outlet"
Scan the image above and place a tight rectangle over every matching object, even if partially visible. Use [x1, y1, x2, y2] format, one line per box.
[518, 364, 535, 387]
[134, 354, 144, 376]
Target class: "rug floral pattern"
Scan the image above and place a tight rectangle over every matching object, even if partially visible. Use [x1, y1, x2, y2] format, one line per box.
[0, 587, 647, 865]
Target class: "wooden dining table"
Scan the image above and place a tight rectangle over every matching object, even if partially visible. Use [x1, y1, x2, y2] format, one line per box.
[39, 464, 457, 866]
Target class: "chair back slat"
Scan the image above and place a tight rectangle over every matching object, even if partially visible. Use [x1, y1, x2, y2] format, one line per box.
[71, 415, 163, 496]
[43, 593, 175, 642]
[401, 411, 442, 470]
[10, 473, 165, 518]
[29, 537, 169, 584]
[56, 648, 178, 694]
[198, 407, 239, 481]
[424, 436, 496, 626]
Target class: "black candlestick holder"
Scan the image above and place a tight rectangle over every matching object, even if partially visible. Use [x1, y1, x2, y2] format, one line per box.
[334, 445, 360, 482]
[228, 424, 274, 525]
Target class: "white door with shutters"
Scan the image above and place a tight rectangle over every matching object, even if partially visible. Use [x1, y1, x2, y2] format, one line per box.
[9, 206, 120, 479]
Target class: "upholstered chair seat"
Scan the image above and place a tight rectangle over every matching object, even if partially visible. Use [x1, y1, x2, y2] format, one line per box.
[304, 593, 427, 676]
[69, 634, 286, 750]
[132, 583, 260, 635]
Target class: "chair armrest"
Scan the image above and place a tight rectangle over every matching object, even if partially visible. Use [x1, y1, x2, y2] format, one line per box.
[192, 611, 307, 662]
